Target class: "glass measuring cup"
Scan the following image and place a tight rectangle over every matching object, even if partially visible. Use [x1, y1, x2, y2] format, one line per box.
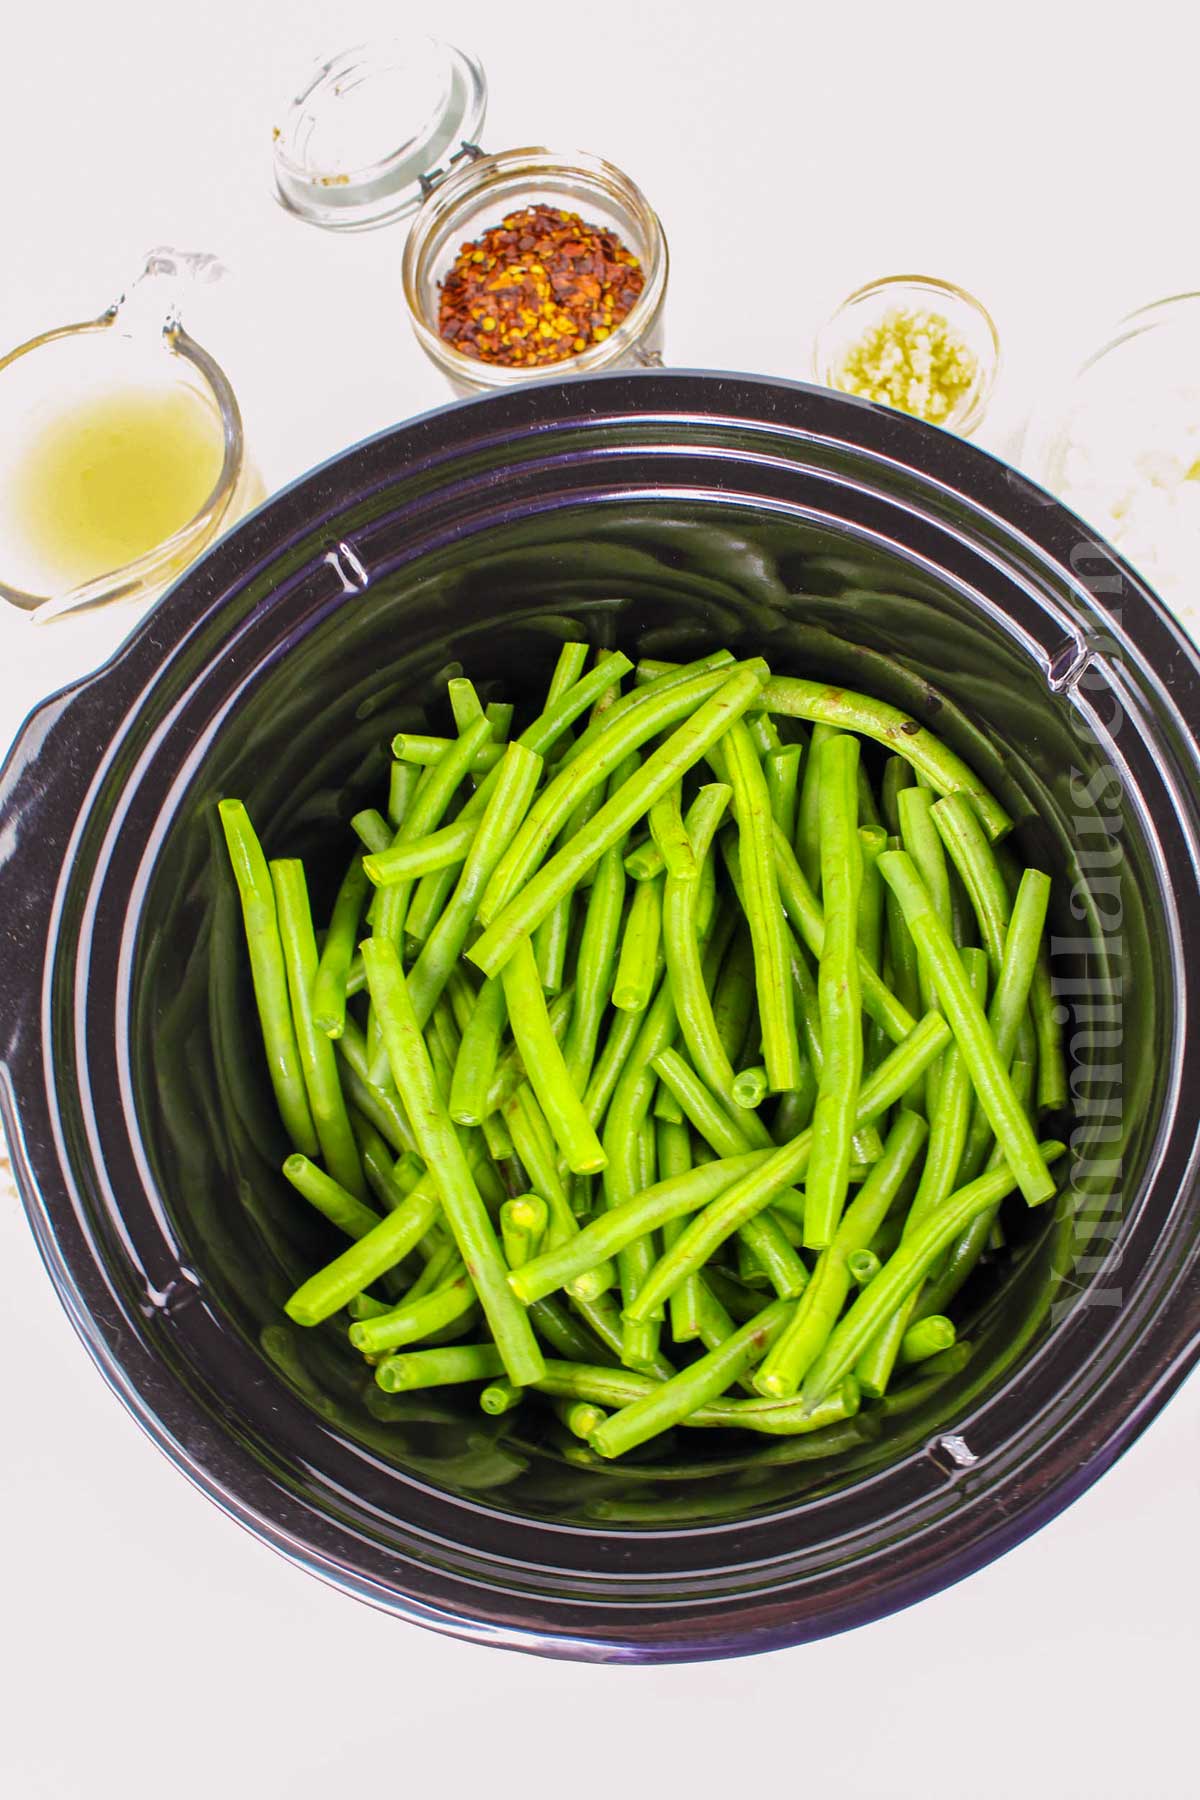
[0, 249, 260, 625]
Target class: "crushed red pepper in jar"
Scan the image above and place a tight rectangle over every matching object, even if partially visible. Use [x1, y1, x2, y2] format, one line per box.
[437, 204, 645, 367]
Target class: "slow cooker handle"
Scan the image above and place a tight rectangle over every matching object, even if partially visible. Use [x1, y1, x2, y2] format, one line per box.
[0, 665, 131, 1079]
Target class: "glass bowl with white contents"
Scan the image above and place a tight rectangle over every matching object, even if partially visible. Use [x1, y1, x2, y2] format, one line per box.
[1023, 293, 1200, 636]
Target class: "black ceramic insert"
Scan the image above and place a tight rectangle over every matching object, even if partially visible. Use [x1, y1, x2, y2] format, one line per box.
[2, 372, 1199, 1662]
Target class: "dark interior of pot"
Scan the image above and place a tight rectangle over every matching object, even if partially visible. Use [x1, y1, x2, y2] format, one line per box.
[130, 496, 1155, 1528]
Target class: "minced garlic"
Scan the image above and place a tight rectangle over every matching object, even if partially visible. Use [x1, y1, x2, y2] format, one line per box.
[833, 307, 978, 425]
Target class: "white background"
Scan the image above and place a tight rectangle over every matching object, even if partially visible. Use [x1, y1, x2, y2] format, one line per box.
[3, 3, 1199, 1794]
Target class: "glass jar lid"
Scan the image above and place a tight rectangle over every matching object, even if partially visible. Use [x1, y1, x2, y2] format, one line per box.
[272, 35, 487, 232]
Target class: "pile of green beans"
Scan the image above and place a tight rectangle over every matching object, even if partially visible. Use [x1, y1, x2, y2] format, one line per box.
[219, 641, 1068, 1461]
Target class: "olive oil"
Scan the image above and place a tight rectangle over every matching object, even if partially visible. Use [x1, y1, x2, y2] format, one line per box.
[10, 382, 225, 592]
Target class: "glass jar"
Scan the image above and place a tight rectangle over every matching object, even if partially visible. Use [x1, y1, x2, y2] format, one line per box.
[1020, 293, 1200, 637]
[0, 250, 261, 625]
[400, 146, 669, 396]
[270, 37, 669, 397]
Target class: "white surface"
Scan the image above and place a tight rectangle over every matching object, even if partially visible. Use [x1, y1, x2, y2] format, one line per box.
[2, 3, 1199, 1794]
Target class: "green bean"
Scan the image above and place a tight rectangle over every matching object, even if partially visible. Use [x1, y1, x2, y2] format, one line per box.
[347, 1292, 391, 1320]
[448, 676, 485, 735]
[650, 1047, 767, 1164]
[373, 715, 494, 951]
[731, 1065, 768, 1109]
[654, 1080, 685, 1124]
[764, 675, 1012, 842]
[655, 1118, 704, 1344]
[857, 762, 883, 829]
[624, 1011, 950, 1322]
[881, 756, 916, 838]
[605, 1046, 671, 1369]
[648, 784, 697, 882]
[360, 937, 544, 1385]
[532, 1357, 858, 1436]
[501, 939, 606, 1174]
[500, 1194, 549, 1269]
[503, 1085, 583, 1251]
[899, 1316, 957, 1365]
[764, 743, 802, 842]
[448, 975, 506, 1127]
[388, 762, 421, 831]
[662, 785, 768, 1133]
[857, 826, 887, 970]
[562, 845, 626, 1092]
[916, 1060, 1035, 1319]
[349, 1268, 474, 1353]
[217, 800, 319, 1157]
[703, 1266, 767, 1322]
[481, 1108, 515, 1165]
[1031, 955, 1068, 1113]
[930, 791, 1013, 973]
[882, 829, 922, 1017]
[805, 733, 863, 1249]
[711, 929, 758, 1066]
[736, 1211, 810, 1301]
[485, 987, 572, 1116]
[398, 1232, 457, 1301]
[351, 809, 394, 857]
[772, 1069, 817, 1139]
[898, 785, 955, 1054]
[362, 818, 475, 885]
[533, 890, 573, 994]
[284, 1177, 442, 1325]
[345, 952, 366, 999]
[470, 665, 769, 972]
[720, 720, 802, 1094]
[612, 873, 663, 1012]
[632, 653, 737, 685]
[938, 802, 1064, 1116]
[392, 734, 505, 773]
[799, 1139, 1065, 1411]
[877, 852, 1055, 1206]
[577, 1001, 638, 1128]
[485, 701, 514, 742]
[511, 1146, 770, 1306]
[480, 1380, 523, 1415]
[313, 854, 372, 1039]
[848, 1249, 882, 1287]
[746, 710, 781, 759]
[853, 947, 989, 1398]
[772, 822, 915, 1045]
[405, 743, 544, 1028]
[478, 662, 754, 925]
[556, 1397, 609, 1440]
[752, 1109, 928, 1397]
[624, 839, 664, 882]
[529, 1294, 615, 1364]
[539, 640, 587, 703]
[402, 654, 631, 932]
[282, 1153, 380, 1240]
[336, 1043, 415, 1158]
[589, 1298, 792, 1458]
[352, 1115, 424, 1214]
[374, 1344, 507, 1392]
[795, 721, 836, 892]
[270, 859, 367, 1199]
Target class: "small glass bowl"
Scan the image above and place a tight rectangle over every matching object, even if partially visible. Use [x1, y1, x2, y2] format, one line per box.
[1021, 292, 1200, 632]
[0, 253, 259, 625]
[401, 145, 669, 397]
[813, 274, 1000, 437]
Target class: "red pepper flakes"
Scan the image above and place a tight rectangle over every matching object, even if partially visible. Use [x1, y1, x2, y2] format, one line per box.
[437, 204, 646, 368]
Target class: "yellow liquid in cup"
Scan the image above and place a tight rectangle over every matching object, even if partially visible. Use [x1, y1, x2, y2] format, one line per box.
[11, 383, 225, 592]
